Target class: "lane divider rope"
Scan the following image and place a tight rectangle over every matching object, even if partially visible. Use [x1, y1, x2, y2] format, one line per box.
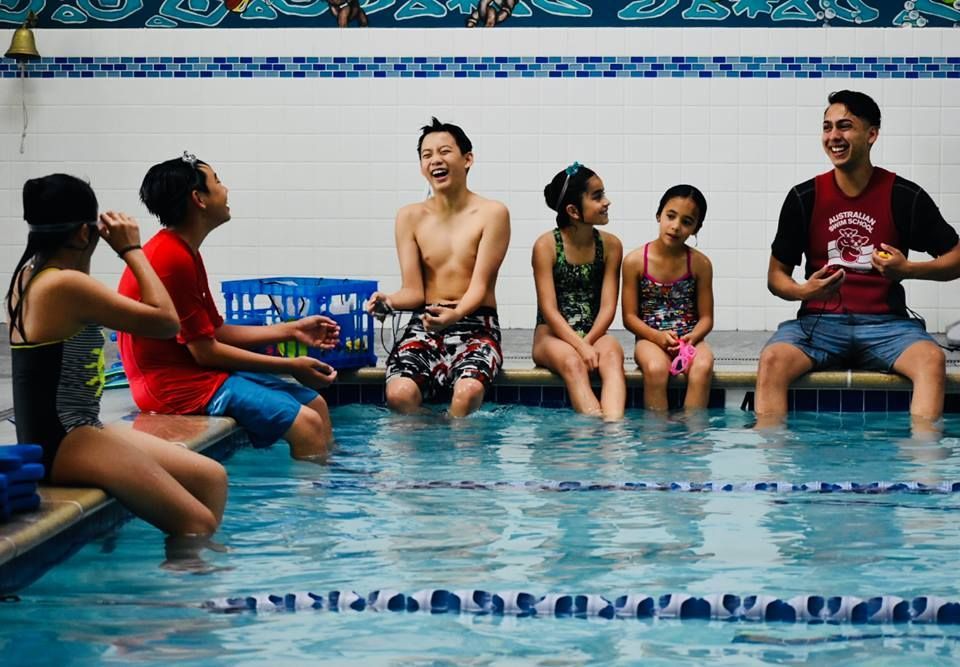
[202, 590, 960, 624]
[311, 479, 960, 494]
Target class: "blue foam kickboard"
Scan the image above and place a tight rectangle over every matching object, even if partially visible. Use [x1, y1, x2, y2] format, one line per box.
[1, 480, 39, 503]
[2, 463, 44, 484]
[0, 493, 41, 520]
[0, 444, 43, 465]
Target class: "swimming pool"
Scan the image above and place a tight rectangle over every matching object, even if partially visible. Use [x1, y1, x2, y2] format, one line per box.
[3, 405, 960, 664]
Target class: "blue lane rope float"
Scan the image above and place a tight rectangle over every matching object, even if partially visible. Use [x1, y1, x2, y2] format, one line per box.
[201, 590, 960, 624]
[312, 479, 960, 494]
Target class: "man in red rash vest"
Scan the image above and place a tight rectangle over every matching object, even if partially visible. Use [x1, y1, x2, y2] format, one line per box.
[756, 90, 960, 431]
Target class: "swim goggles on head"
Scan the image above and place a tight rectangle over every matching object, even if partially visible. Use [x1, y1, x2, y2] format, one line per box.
[27, 220, 97, 233]
[181, 150, 198, 167]
[554, 161, 581, 210]
[669, 338, 697, 376]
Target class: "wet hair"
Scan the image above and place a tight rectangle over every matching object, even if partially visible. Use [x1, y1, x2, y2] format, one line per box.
[656, 184, 708, 233]
[6, 174, 98, 341]
[827, 90, 881, 128]
[417, 117, 473, 157]
[139, 156, 210, 228]
[543, 164, 598, 228]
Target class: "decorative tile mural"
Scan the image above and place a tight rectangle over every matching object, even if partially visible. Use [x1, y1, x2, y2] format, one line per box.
[1, 1, 957, 29]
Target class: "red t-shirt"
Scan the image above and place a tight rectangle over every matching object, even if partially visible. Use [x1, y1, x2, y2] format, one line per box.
[805, 167, 898, 314]
[117, 229, 228, 414]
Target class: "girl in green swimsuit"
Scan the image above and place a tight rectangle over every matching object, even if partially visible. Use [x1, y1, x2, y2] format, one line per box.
[532, 163, 626, 420]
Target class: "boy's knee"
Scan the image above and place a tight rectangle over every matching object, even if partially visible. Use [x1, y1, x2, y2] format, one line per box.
[386, 379, 422, 411]
[453, 378, 485, 403]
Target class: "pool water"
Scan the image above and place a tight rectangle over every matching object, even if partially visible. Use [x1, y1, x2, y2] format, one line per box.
[3, 406, 960, 664]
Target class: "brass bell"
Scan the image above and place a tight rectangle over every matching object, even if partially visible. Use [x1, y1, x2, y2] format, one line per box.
[5, 12, 40, 61]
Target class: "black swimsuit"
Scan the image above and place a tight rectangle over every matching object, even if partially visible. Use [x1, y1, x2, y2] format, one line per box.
[10, 271, 105, 476]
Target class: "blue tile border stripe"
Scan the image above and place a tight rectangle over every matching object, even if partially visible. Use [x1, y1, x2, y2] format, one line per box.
[3, 55, 960, 79]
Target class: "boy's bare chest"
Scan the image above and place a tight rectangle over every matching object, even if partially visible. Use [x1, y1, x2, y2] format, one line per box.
[414, 218, 482, 266]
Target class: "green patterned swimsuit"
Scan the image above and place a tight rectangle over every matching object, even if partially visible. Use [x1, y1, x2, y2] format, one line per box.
[536, 227, 605, 336]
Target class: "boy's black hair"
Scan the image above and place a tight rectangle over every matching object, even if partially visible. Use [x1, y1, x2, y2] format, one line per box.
[417, 117, 473, 156]
[140, 156, 210, 228]
[827, 90, 882, 128]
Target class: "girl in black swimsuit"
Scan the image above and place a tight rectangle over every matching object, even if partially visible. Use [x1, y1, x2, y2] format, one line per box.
[7, 174, 228, 565]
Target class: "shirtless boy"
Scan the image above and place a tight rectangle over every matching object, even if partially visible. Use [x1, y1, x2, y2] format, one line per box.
[367, 118, 511, 417]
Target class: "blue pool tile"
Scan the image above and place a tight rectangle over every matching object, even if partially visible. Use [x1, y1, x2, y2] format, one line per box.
[863, 391, 887, 412]
[542, 386, 567, 408]
[338, 384, 360, 405]
[887, 391, 911, 411]
[494, 385, 518, 404]
[793, 390, 818, 412]
[518, 386, 542, 407]
[666, 388, 684, 410]
[818, 390, 842, 412]
[840, 390, 864, 413]
[360, 384, 384, 405]
[321, 385, 339, 407]
[708, 388, 725, 409]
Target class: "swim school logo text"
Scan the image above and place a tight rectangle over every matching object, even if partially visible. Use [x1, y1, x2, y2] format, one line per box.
[827, 210, 876, 234]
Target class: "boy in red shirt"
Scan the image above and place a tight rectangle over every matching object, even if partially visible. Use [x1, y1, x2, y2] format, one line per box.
[118, 154, 339, 460]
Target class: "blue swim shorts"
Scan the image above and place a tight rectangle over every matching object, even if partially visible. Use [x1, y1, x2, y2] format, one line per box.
[764, 313, 936, 372]
[205, 371, 319, 448]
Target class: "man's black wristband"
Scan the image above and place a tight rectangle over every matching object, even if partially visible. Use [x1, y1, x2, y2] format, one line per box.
[117, 244, 142, 257]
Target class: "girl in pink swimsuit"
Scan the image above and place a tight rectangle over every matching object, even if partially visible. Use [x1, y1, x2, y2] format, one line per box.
[622, 185, 715, 410]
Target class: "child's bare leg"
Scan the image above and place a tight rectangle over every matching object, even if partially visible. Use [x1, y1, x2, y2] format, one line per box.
[594, 334, 626, 420]
[52, 426, 223, 536]
[635, 339, 670, 411]
[533, 329, 602, 416]
[682, 341, 714, 410]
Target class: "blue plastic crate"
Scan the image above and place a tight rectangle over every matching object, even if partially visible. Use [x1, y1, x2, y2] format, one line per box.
[221, 277, 378, 369]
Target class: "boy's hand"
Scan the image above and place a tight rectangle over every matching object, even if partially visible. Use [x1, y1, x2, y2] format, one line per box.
[422, 305, 460, 332]
[291, 357, 337, 390]
[288, 315, 340, 350]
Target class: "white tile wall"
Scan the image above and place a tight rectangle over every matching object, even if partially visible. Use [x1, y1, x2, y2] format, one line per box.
[1, 27, 958, 332]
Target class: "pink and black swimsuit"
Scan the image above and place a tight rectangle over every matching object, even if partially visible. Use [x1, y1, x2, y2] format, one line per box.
[637, 243, 698, 338]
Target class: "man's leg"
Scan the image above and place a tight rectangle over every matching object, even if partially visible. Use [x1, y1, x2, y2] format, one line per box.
[755, 343, 814, 426]
[857, 316, 946, 432]
[892, 340, 945, 422]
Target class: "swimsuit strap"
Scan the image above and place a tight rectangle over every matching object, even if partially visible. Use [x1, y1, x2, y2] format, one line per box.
[642, 242, 649, 276]
[553, 228, 565, 264]
[9, 266, 62, 346]
[592, 228, 603, 265]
